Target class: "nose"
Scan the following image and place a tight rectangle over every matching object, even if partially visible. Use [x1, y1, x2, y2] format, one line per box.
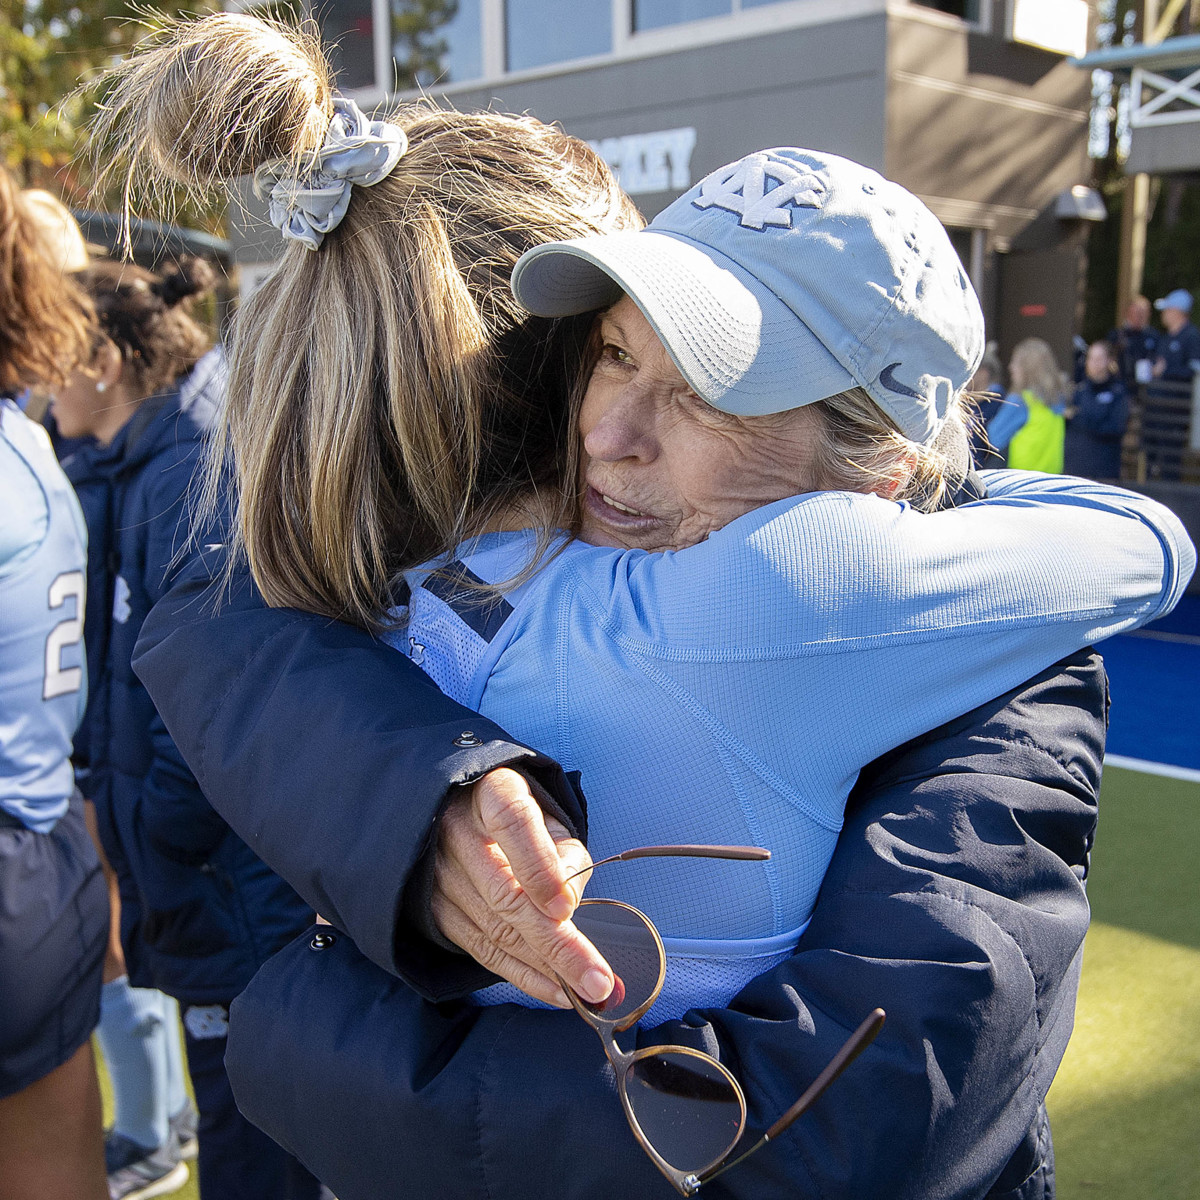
[582, 382, 659, 464]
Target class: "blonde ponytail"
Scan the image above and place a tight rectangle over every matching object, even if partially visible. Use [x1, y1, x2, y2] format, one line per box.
[89, 12, 640, 630]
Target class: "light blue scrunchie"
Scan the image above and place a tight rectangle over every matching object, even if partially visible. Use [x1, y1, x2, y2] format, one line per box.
[255, 96, 409, 251]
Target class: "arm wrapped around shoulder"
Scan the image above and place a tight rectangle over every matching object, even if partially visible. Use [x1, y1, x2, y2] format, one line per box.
[223, 648, 1105, 1200]
[132, 547, 587, 984]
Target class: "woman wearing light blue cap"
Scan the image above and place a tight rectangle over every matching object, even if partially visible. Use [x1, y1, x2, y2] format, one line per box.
[399, 148, 1193, 1020]
[94, 14, 1195, 1198]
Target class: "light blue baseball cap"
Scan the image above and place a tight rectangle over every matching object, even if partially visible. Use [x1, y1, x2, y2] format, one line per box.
[511, 147, 985, 446]
[1155, 288, 1194, 314]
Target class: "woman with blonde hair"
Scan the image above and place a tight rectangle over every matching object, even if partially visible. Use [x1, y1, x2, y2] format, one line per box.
[102, 13, 1194, 1198]
[0, 163, 108, 1200]
[90, 14, 640, 629]
[994, 336, 1069, 473]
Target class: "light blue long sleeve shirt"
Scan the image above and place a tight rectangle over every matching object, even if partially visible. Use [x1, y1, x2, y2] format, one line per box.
[387, 471, 1193, 1017]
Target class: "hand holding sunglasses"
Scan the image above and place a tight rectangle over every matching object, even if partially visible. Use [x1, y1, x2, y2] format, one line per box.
[557, 844, 886, 1195]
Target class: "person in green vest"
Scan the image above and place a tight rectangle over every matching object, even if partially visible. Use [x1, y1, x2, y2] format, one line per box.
[1001, 338, 1068, 473]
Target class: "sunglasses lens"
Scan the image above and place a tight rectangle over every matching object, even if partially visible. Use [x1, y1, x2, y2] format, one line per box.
[624, 1052, 743, 1174]
[572, 903, 662, 1023]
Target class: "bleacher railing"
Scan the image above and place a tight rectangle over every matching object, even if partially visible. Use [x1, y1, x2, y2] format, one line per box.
[1123, 377, 1200, 484]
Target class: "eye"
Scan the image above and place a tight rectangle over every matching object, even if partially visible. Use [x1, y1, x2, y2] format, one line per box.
[597, 342, 635, 370]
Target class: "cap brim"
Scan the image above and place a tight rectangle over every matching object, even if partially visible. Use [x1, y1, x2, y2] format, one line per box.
[511, 231, 856, 416]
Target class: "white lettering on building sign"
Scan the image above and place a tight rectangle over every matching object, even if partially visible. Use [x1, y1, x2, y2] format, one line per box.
[588, 128, 698, 196]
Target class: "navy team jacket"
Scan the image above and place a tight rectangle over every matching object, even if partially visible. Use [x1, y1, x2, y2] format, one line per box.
[134, 549, 1104, 1200]
[62, 389, 311, 1002]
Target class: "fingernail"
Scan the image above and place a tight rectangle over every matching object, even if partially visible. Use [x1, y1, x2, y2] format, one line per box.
[580, 968, 612, 1004]
[546, 894, 573, 923]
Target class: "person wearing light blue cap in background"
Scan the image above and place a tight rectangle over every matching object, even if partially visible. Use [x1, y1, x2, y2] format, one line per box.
[1152, 288, 1200, 382]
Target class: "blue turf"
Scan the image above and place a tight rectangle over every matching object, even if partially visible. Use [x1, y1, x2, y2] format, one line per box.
[1100, 595, 1200, 769]
[1141, 593, 1200, 638]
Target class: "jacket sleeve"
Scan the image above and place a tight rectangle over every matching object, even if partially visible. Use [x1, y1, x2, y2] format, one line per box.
[224, 648, 1104, 1200]
[132, 550, 587, 987]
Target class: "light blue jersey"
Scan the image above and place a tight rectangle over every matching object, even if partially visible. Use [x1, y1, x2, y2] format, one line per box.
[389, 471, 1193, 1018]
[0, 400, 88, 833]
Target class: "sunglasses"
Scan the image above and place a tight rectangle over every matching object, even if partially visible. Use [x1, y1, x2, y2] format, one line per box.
[558, 844, 885, 1196]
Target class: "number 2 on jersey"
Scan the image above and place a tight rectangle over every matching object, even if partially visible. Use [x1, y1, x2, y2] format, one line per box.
[44, 570, 85, 700]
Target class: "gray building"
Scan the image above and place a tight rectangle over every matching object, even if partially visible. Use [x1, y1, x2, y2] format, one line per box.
[235, 0, 1099, 365]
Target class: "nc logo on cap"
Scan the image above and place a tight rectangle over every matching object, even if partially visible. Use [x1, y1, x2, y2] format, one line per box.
[692, 154, 826, 231]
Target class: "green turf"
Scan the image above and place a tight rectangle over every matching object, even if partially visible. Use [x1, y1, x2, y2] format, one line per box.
[1047, 765, 1200, 1199]
[93, 764, 1196, 1200]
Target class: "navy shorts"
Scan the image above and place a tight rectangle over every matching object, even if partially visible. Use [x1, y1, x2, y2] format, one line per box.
[0, 794, 107, 1098]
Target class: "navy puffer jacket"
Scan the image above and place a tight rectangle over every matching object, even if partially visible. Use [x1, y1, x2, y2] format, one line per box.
[63, 383, 311, 1002]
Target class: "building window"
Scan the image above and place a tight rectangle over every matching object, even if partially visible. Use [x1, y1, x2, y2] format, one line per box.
[506, 0, 613, 71]
[392, 0, 482, 89]
[632, 0, 793, 30]
[313, 0, 378, 92]
[633, 0, 731, 32]
[909, 0, 984, 22]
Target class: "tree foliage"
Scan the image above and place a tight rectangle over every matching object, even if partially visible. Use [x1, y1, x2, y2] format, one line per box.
[392, 0, 458, 90]
[0, 1, 220, 199]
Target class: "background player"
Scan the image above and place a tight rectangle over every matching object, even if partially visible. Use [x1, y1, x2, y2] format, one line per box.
[0, 163, 108, 1200]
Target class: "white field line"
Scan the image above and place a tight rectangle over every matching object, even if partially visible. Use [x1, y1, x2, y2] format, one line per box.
[1122, 630, 1200, 645]
[1104, 755, 1200, 784]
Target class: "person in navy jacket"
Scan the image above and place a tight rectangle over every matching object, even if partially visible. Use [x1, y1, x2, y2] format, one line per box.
[1152, 289, 1200, 382]
[1107, 295, 1158, 390]
[53, 257, 318, 1200]
[136, 552, 1106, 1200]
[1064, 342, 1129, 479]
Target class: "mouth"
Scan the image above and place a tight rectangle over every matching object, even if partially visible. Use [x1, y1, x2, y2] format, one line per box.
[583, 485, 657, 530]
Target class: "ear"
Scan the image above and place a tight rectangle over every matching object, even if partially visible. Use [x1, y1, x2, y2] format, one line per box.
[878, 450, 917, 500]
[93, 338, 124, 389]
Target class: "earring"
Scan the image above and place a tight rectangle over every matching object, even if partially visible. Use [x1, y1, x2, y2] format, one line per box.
[95, 381, 107, 393]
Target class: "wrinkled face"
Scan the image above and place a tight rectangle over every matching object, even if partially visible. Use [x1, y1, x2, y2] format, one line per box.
[1085, 343, 1113, 383]
[578, 296, 824, 552]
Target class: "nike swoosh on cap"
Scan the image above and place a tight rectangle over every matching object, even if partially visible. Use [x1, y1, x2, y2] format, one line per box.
[879, 363, 924, 401]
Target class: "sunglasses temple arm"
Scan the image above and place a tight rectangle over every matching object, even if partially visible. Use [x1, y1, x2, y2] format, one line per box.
[564, 845, 770, 886]
[696, 1008, 887, 1190]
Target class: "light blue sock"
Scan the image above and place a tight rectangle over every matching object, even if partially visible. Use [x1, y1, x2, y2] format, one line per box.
[95, 977, 172, 1150]
[161, 995, 189, 1118]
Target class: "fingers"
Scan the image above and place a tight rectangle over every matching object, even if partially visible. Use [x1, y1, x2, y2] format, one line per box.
[434, 788, 614, 1004]
[430, 883, 571, 1009]
[543, 815, 593, 911]
[472, 769, 580, 922]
